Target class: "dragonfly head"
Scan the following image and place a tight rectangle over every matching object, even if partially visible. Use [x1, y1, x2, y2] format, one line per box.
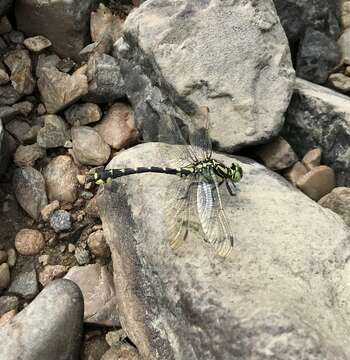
[229, 162, 243, 183]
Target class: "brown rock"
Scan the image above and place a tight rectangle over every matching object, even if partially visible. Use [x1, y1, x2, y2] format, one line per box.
[23, 35, 51, 52]
[4, 49, 35, 95]
[71, 126, 110, 166]
[328, 73, 350, 92]
[253, 136, 298, 171]
[12, 101, 34, 116]
[41, 200, 60, 222]
[5, 119, 32, 143]
[345, 66, 350, 76]
[37, 66, 88, 114]
[95, 103, 138, 151]
[296, 165, 336, 201]
[14, 143, 46, 167]
[0, 309, 17, 326]
[318, 187, 350, 227]
[85, 195, 100, 219]
[101, 344, 141, 360]
[302, 148, 322, 170]
[39, 265, 69, 287]
[64, 264, 119, 326]
[0, 263, 10, 289]
[15, 228, 45, 256]
[0, 68, 9, 85]
[43, 155, 79, 203]
[87, 230, 110, 258]
[6, 249, 16, 268]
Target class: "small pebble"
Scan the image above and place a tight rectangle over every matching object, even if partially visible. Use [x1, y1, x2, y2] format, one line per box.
[59, 244, 66, 253]
[38, 254, 50, 266]
[50, 210, 72, 233]
[75, 247, 91, 265]
[24, 35, 51, 52]
[81, 191, 94, 200]
[283, 161, 308, 186]
[56, 58, 76, 73]
[76, 175, 86, 185]
[302, 148, 322, 170]
[41, 200, 60, 222]
[0, 309, 17, 326]
[0, 263, 10, 290]
[87, 230, 110, 258]
[36, 103, 46, 115]
[8, 30, 24, 44]
[6, 249, 16, 267]
[15, 229, 45, 256]
[38, 265, 69, 287]
[0, 68, 9, 85]
[68, 243, 76, 253]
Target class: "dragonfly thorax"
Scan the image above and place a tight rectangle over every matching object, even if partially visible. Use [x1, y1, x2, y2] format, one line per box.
[181, 159, 243, 184]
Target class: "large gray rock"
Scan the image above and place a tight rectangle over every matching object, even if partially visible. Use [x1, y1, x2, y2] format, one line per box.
[0, 0, 13, 17]
[282, 78, 350, 186]
[98, 142, 350, 359]
[115, 0, 294, 152]
[15, 0, 98, 61]
[0, 279, 84, 360]
[273, 0, 340, 84]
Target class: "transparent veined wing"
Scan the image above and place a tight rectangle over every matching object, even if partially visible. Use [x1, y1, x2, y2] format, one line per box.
[196, 174, 234, 257]
[165, 173, 198, 250]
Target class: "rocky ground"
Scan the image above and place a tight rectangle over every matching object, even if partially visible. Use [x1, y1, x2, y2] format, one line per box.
[0, 1, 349, 360]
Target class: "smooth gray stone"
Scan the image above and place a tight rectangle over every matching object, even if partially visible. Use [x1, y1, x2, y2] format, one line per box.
[7, 264, 38, 299]
[98, 142, 350, 359]
[0, 279, 84, 360]
[115, 0, 294, 152]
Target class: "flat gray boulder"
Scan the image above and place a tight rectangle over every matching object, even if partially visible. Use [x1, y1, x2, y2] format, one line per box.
[282, 78, 350, 186]
[115, 0, 295, 152]
[98, 142, 350, 359]
[0, 279, 83, 360]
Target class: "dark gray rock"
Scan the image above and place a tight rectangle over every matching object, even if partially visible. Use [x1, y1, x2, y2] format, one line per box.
[15, 0, 98, 61]
[114, 0, 294, 153]
[0, 119, 16, 175]
[13, 167, 48, 219]
[273, 0, 340, 84]
[0, 296, 19, 317]
[50, 210, 72, 233]
[84, 53, 126, 103]
[282, 78, 350, 186]
[0, 85, 22, 105]
[37, 115, 70, 148]
[8, 264, 38, 299]
[0, 0, 13, 17]
[0, 279, 84, 360]
[296, 29, 341, 84]
[97, 142, 350, 359]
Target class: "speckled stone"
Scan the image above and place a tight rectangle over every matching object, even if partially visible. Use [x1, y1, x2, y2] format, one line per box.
[50, 210, 72, 232]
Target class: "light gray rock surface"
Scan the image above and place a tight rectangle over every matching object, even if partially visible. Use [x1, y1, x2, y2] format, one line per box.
[282, 78, 350, 186]
[13, 167, 48, 219]
[0, 279, 84, 360]
[115, 0, 295, 152]
[7, 264, 38, 299]
[98, 142, 350, 359]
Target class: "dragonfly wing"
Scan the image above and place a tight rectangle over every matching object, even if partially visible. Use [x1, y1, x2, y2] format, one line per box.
[196, 178, 234, 257]
[165, 174, 197, 250]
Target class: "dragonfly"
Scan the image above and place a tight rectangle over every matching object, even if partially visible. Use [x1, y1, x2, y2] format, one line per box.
[89, 106, 243, 257]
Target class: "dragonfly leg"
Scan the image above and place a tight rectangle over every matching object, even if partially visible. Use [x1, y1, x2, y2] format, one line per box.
[225, 180, 236, 196]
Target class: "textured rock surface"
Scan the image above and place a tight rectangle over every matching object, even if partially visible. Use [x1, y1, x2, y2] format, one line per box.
[98, 142, 350, 359]
[65, 264, 119, 326]
[0, 279, 84, 360]
[14, 143, 46, 167]
[13, 167, 48, 219]
[15, 0, 98, 60]
[37, 66, 88, 114]
[282, 78, 350, 186]
[319, 187, 350, 228]
[43, 155, 79, 203]
[95, 103, 138, 150]
[15, 228, 45, 256]
[7, 264, 38, 299]
[84, 53, 125, 103]
[273, 0, 340, 83]
[71, 126, 111, 165]
[116, 0, 294, 152]
[64, 102, 102, 126]
[37, 115, 69, 148]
